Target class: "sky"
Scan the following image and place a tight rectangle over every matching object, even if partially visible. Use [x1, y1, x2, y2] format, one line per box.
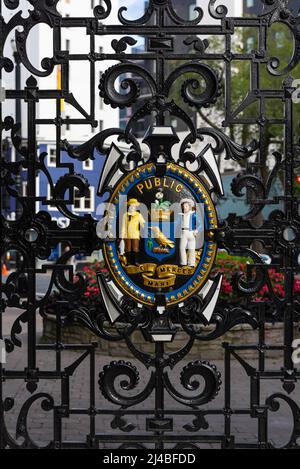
[119, 0, 147, 47]
[120, 0, 145, 18]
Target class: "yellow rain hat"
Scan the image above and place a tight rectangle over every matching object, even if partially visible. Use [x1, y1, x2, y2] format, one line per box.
[127, 198, 140, 206]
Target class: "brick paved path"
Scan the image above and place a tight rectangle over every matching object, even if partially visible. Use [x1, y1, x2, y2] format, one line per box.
[2, 308, 299, 449]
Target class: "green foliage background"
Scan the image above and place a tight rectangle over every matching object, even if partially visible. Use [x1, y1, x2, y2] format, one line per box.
[167, 22, 300, 192]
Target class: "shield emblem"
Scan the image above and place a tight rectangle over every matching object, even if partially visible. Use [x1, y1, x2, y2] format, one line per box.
[145, 221, 176, 262]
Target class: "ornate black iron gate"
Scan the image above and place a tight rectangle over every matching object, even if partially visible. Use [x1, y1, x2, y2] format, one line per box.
[1, 0, 300, 449]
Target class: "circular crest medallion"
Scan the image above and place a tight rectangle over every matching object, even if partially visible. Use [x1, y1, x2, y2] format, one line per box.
[102, 163, 218, 306]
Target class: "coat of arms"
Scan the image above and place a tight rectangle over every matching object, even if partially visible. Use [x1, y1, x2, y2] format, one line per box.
[96, 125, 224, 337]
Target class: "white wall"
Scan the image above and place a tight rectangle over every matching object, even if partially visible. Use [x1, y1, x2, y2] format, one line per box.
[38, 0, 119, 143]
[2, 0, 119, 144]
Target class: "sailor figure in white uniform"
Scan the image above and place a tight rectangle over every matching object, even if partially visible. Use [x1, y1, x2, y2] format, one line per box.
[177, 198, 203, 267]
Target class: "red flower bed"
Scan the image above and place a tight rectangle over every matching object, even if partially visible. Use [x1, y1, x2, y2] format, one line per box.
[217, 257, 300, 302]
[82, 259, 299, 303]
[81, 262, 104, 301]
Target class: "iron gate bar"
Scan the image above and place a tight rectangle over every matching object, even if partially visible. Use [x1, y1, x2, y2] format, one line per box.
[1, 0, 300, 449]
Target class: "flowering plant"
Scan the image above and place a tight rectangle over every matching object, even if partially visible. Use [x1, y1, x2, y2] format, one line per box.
[81, 262, 106, 303]
[83, 258, 290, 303]
[84, 257, 294, 301]
[216, 254, 299, 302]
[44, 262, 106, 316]
[45, 257, 297, 318]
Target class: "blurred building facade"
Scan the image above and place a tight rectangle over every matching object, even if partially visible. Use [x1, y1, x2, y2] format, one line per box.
[2, 0, 119, 230]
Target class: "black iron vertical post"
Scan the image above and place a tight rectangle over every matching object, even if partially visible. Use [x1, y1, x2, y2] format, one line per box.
[26, 76, 37, 372]
[155, 342, 164, 450]
[283, 77, 295, 373]
[12, 40, 22, 269]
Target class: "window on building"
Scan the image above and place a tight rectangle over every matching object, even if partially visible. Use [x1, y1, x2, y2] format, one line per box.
[73, 186, 94, 212]
[47, 147, 56, 167]
[83, 159, 93, 171]
[84, 190, 92, 210]
[73, 188, 82, 210]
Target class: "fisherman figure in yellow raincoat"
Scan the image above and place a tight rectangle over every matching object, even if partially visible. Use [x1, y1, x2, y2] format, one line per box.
[119, 198, 146, 266]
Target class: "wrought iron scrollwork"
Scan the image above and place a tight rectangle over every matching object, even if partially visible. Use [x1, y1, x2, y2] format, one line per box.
[1, 0, 300, 450]
[93, 0, 111, 20]
[99, 360, 156, 407]
[163, 360, 222, 406]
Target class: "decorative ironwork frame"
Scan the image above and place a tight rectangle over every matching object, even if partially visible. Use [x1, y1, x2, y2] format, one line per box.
[1, 0, 300, 449]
